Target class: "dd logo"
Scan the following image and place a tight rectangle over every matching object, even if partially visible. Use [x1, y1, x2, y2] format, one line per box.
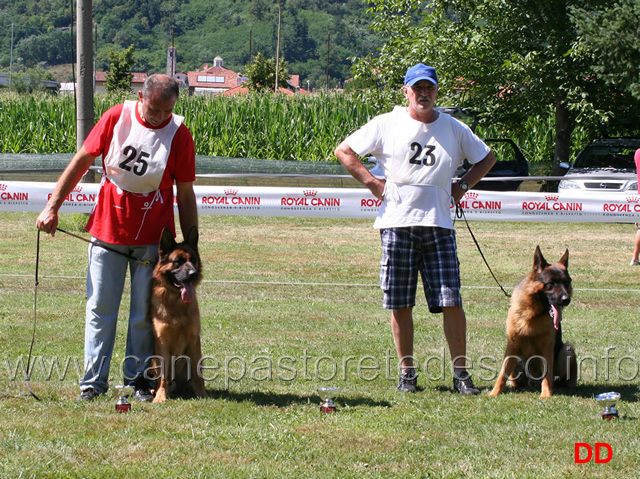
[574, 443, 613, 463]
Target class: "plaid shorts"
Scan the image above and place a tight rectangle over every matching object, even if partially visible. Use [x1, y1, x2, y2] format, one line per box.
[379, 226, 462, 313]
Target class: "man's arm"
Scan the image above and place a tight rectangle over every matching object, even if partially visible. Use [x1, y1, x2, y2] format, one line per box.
[35, 146, 97, 235]
[451, 151, 497, 204]
[334, 140, 385, 200]
[175, 181, 198, 237]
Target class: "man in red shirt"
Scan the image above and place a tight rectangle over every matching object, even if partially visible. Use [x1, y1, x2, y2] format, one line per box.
[36, 74, 198, 402]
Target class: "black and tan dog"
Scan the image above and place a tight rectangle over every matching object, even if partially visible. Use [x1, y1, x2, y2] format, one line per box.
[150, 227, 207, 403]
[489, 246, 577, 398]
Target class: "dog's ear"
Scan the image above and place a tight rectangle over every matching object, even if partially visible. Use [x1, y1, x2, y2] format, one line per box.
[185, 226, 199, 251]
[158, 228, 176, 256]
[533, 245, 549, 273]
[558, 248, 569, 268]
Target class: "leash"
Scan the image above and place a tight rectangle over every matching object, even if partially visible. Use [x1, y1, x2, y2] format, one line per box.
[21, 227, 153, 400]
[56, 227, 153, 266]
[26, 230, 42, 400]
[455, 204, 511, 298]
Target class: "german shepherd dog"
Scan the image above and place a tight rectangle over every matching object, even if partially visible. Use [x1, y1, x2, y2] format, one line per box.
[489, 246, 577, 398]
[150, 227, 207, 403]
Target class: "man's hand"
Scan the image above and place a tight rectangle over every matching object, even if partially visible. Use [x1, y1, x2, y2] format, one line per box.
[36, 206, 59, 236]
[334, 141, 385, 200]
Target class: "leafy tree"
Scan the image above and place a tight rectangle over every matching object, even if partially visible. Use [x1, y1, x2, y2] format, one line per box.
[105, 45, 135, 93]
[572, 0, 640, 101]
[244, 51, 291, 92]
[15, 29, 73, 68]
[354, 0, 640, 168]
[247, 0, 270, 21]
[281, 10, 316, 64]
[0, 0, 381, 87]
[12, 65, 55, 93]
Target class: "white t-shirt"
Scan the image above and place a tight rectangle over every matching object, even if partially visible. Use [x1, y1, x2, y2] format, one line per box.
[346, 106, 490, 229]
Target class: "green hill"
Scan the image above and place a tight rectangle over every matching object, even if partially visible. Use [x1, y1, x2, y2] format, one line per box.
[0, 0, 382, 87]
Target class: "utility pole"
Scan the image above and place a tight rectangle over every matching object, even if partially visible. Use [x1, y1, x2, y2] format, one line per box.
[93, 22, 97, 92]
[326, 32, 330, 89]
[77, 0, 94, 182]
[275, 0, 282, 94]
[9, 24, 14, 92]
[171, 25, 175, 76]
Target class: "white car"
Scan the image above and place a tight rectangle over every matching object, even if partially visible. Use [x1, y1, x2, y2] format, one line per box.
[558, 138, 640, 196]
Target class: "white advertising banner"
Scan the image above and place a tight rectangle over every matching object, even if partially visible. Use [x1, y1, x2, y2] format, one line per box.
[1, 181, 640, 223]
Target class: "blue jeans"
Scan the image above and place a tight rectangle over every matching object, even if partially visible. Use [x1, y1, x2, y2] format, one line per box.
[80, 238, 158, 393]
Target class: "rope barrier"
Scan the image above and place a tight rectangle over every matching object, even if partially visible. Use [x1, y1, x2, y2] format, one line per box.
[3, 273, 639, 293]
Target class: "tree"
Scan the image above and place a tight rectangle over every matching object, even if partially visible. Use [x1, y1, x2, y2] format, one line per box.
[281, 10, 316, 64]
[15, 29, 73, 67]
[354, 0, 640, 168]
[244, 52, 291, 92]
[572, 0, 640, 101]
[105, 45, 135, 93]
[247, 0, 270, 21]
[12, 66, 55, 94]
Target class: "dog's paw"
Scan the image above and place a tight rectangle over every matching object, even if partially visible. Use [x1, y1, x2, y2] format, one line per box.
[152, 392, 167, 403]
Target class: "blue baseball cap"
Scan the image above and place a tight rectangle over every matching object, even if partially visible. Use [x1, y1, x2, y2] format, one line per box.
[404, 63, 438, 86]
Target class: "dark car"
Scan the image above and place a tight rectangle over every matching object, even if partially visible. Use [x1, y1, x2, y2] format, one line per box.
[455, 138, 529, 191]
[437, 107, 529, 191]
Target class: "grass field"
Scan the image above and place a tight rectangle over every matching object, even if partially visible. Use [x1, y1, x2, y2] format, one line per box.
[1, 211, 639, 478]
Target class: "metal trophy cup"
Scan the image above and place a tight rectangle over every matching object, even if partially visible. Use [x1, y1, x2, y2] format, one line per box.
[317, 387, 340, 413]
[112, 385, 134, 413]
[596, 391, 620, 420]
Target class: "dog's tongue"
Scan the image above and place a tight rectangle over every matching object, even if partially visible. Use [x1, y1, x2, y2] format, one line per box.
[549, 305, 562, 330]
[180, 283, 195, 303]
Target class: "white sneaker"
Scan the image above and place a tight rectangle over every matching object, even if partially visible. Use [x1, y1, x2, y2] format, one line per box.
[630, 259, 640, 266]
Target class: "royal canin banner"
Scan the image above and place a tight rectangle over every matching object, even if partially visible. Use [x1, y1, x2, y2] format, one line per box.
[1, 181, 640, 223]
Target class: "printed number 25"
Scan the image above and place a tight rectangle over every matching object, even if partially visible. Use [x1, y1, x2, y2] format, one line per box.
[120, 146, 149, 176]
[409, 143, 436, 166]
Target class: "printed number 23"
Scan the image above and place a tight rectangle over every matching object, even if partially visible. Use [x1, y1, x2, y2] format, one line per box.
[409, 143, 436, 166]
[120, 146, 149, 176]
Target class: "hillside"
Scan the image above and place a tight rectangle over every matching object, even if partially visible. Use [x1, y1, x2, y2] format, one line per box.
[0, 0, 382, 87]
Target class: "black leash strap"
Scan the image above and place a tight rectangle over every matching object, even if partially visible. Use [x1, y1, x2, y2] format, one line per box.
[24, 226, 153, 400]
[56, 227, 152, 266]
[26, 230, 42, 401]
[455, 204, 511, 298]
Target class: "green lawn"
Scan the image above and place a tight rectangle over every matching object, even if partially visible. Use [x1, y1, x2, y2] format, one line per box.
[1, 212, 639, 478]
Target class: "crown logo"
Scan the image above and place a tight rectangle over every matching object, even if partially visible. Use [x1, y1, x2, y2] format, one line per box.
[464, 192, 478, 199]
[303, 190, 317, 197]
[545, 194, 559, 201]
[0, 183, 6, 191]
[73, 186, 83, 192]
[224, 189, 238, 196]
[626, 196, 640, 203]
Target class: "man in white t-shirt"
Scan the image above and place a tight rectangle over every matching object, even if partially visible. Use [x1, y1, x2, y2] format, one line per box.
[335, 63, 496, 394]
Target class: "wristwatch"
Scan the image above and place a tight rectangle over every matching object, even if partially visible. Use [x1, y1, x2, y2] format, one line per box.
[458, 181, 469, 192]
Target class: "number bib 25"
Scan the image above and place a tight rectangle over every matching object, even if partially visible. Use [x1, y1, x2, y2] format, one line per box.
[103, 100, 183, 193]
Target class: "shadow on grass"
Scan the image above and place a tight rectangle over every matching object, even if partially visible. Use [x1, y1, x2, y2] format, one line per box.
[563, 383, 639, 402]
[450, 383, 639, 402]
[203, 388, 392, 408]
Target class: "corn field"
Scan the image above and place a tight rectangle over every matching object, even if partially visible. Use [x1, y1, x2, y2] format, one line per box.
[0, 91, 380, 162]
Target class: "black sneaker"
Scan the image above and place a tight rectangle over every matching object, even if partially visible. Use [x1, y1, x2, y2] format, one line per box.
[76, 387, 101, 402]
[397, 368, 418, 393]
[131, 378, 154, 402]
[453, 371, 480, 395]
